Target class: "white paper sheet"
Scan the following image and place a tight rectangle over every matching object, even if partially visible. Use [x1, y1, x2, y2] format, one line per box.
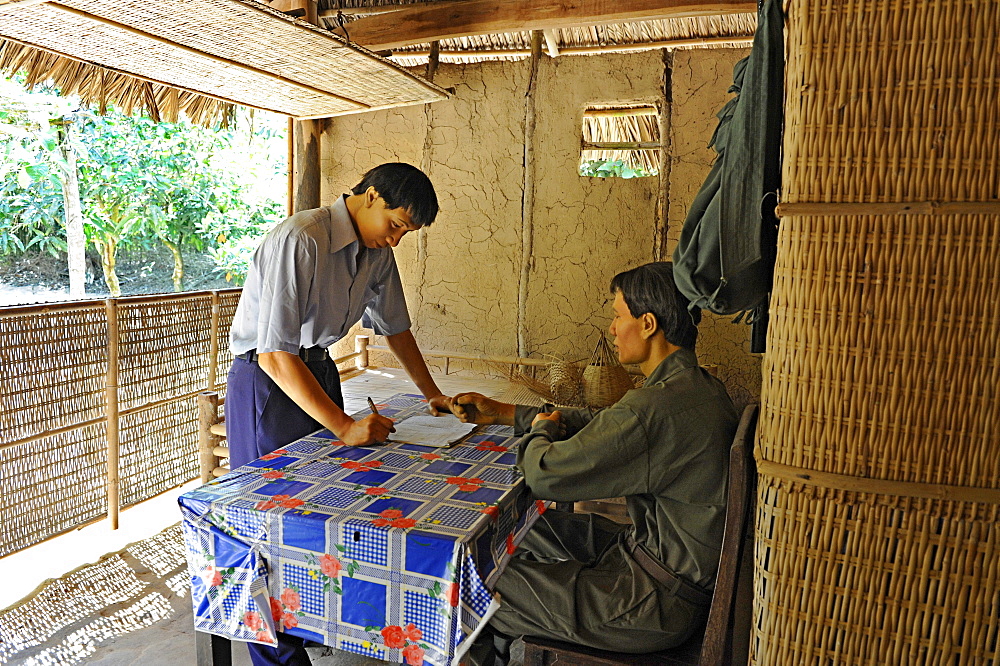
[388, 414, 478, 448]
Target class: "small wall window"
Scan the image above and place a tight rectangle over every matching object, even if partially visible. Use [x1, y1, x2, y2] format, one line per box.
[579, 104, 660, 178]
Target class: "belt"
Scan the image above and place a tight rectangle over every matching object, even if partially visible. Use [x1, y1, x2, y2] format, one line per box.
[625, 534, 713, 607]
[236, 347, 329, 363]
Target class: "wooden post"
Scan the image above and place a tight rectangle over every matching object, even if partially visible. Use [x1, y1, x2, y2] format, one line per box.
[105, 299, 120, 530]
[355, 335, 370, 370]
[290, 0, 322, 214]
[208, 291, 220, 390]
[198, 391, 221, 484]
[517, 31, 542, 359]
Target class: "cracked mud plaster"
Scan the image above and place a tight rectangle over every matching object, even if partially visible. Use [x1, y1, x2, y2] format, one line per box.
[321, 50, 760, 404]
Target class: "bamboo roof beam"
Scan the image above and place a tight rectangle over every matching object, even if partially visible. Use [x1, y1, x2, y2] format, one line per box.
[331, 0, 757, 51]
[391, 35, 754, 60]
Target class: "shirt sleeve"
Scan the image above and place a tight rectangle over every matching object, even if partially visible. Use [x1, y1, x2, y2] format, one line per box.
[253, 231, 316, 354]
[515, 400, 652, 502]
[364, 252, 411, 336]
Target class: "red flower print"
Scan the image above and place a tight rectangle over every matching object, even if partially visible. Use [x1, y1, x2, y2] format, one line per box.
[203, 566, 222, 587]
[262, 470, 284, 480]
[402, 644, 425, 666]
[381, 625, 406, 649]
[272, 449, 288, 455]
[255, 500, 277, 510]
[269, 597, 282, 623]
[365, 487, 388, 495]
[320, 554, 342, 578]
[341, 461, 362, 470]
[280, 497, 304, 508]
[420, 453, 441, 460]
[260, 454, 279, 461]
[445, 476, 466, 485]
[480, 506, 499, 520]
[506, 533, 516, 555]
[448, 582, 460, 607]
[243, 611, 263, 631]
[403, 623, 422, 641]
[272, 494, 291, 503]
[280, 588, 301, 611]
[535, 500, 547, 515]
[256, 630, 272, 643]
[381, 509, 403, 519]
[475, 444, 508, 452]
[282, 612, 298, 629]
[372, 518, 391, 527]
[391, 518, 417, 529]
[366, 460, 384, 468]
[458, 484, 480, 492]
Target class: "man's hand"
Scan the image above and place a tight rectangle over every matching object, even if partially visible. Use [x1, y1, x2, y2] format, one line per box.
[426, 394, 452, 416]
[531, 410, 562, 427]
[338, 414, 395, 447]
[450, 392, 516, 426]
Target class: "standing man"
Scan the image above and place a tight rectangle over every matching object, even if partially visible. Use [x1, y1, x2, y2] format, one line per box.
[450, 262, 738, 665]
[226, 162, 451, 666]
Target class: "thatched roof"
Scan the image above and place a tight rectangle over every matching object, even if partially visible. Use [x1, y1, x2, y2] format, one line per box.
[0, 0, 753, 125]
[0, 0, 448, 126]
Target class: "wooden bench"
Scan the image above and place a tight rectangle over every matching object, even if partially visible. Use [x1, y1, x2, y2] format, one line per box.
[522, 403, 759, 666]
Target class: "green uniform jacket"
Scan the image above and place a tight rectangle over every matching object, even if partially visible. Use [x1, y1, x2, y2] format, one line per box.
[514, 348, 738, 588]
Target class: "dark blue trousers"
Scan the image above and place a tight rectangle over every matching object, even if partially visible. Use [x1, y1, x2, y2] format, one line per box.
[225, 355, 344, 666]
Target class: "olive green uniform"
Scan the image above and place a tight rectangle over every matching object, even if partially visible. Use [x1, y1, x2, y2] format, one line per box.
[469, 349, 738, 665]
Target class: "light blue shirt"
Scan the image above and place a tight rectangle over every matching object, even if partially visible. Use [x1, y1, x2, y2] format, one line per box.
[229, 195, 411, 356]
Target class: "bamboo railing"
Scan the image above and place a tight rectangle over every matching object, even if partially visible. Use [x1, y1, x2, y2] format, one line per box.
[0, 289, 241, 557]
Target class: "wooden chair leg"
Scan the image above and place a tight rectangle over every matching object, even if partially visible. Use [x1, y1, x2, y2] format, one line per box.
[196, 631, 232, 666]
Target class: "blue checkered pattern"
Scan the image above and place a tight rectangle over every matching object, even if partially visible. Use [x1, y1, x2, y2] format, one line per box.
[394, 477, 447, 496]
[282, 564, 326, 615]
[476, 467, 521, 485]
[180, 394, 542, 666]
[377, 452, 420, 469]
[426, 505, 481, 530]
[404, 590, 447, 649]
[342, 519, 388, 566]
[310, 486, 361, 508]
[296, 461, 345, 478]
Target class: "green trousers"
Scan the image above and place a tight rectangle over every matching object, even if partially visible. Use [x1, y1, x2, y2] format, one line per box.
[467, 510, 707, 666]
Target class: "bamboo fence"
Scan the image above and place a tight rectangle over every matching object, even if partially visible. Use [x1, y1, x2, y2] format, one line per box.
[756, 0, 1000, 663]
[0, 289, 241, 558]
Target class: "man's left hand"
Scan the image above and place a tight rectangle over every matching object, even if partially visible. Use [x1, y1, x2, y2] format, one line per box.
[531, 410, 562, 427]
[427, 394, 452, 416]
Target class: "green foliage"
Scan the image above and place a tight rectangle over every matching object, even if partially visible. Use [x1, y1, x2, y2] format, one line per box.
[579, 158, 654, 179]
[0, 74, 285, 291]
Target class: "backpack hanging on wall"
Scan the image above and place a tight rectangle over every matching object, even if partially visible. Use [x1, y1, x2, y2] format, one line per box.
[671, 0, 784, 352]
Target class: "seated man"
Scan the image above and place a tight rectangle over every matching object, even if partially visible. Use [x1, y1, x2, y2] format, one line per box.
[451, 261, 738, 666]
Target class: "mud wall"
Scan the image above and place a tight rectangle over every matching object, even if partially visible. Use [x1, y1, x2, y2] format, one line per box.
[322, 47, 759, 406]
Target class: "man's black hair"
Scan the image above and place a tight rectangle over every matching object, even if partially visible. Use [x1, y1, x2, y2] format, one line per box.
[610, 261, 700, 350]
[352, 163, 439, 227]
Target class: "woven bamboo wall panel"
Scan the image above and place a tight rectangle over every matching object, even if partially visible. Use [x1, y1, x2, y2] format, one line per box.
[782, 0, 1000, 203]
[215, 289, 240, 390]
[757, 0, 1000, 662]
[754, 484, 1000, 664]
[761, 213, 1000, 488]
[118, 400, 198, 507]
[0, 424, 107, 558]
[0, 303, 107, 443]
[117, 295, 212, 411]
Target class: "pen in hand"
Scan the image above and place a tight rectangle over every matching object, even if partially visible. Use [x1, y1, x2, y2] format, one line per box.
[367, 397, 393, 445]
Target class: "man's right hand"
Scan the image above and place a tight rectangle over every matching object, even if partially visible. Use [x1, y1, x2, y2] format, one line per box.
[337, 414, 395, 447]
[450, 393, 516, 426]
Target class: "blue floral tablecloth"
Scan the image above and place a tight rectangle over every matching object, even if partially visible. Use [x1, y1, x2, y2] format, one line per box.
[179, 393, 545, 666]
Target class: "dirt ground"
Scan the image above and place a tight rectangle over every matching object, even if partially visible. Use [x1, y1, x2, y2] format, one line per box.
[0, 247, 236, 305]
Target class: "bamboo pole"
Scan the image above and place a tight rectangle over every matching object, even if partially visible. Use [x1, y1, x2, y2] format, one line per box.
[390, 35, 754, 60]
[198, 392, 220, 484]
[208, 291, 220, 390]
[517, 31, 542, 358]
[104, 299, 120, 530]
[355, 335, 370, 371]
[775, 201, 1000, 217]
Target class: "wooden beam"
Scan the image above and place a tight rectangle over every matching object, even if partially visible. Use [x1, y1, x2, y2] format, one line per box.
[330, 0, 756, 52]
[542, 29, 560, 57]
[389, 35, 754, 59]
